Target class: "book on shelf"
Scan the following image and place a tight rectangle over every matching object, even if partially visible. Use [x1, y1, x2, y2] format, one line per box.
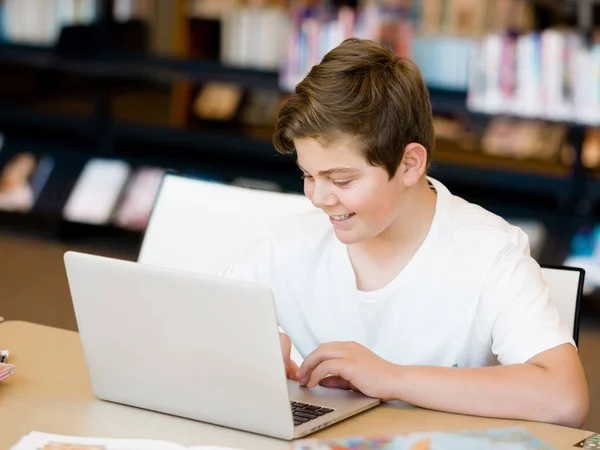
[113, 0, 153, 23]
[240, 89, 283, 128]
[110, 0, 178, 56]
[432, 112, 568, 165]
[113, 166, 165, 232]
[583, 128, 600, 169]
[467, 27, 600, 125]
[0, 0, 97, 46]
[62, 158, 131, 226]
[191, 82, 244, 122]
[0, 151, 54, 214]
[187, 0, 241, 21]
[279, 1, 477, 92]
[480, 118, 566, 161]
[221, 2, 290, 70]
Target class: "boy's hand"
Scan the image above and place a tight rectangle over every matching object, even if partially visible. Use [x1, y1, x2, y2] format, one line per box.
[280, 332, 300, 381]
[297, 342, 398, 401]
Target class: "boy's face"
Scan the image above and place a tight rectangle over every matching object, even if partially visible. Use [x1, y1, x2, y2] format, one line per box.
[295, 134, 412, 245]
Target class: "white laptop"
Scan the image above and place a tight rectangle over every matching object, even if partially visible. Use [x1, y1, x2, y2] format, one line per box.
[63, 251, 380, 440]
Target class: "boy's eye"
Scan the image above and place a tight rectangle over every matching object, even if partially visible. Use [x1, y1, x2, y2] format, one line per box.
[333, 179, 353, 187]
[301, 173, 313, 180]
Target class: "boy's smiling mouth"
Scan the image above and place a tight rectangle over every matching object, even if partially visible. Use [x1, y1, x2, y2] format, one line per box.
[329, 213, 355, 222]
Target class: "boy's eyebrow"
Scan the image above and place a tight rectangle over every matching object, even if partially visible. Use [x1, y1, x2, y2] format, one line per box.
[318, 167, 360, 176]
[296, 161, 359, 176]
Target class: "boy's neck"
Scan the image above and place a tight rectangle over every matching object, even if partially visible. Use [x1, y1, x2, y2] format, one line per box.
[350, 177, 437, 264]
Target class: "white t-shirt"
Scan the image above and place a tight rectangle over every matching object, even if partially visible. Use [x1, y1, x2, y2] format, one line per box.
[223, 177, 574, 368]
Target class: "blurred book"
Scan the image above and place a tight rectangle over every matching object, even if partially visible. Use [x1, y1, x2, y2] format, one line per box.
[221, 2, 290, 70]
[583, 128, 600, 170]
[0, 0, 97, 45]
[113, 0, 153, 22]
[62, 159, 131, 225]
[0, 152, 54, 214]
[280, 4, 371, 91]
[241, 89, 282, 128]
[481, 118, 566, 161]
[432, 114, 466, 142]
[192, 82, 243, 122]
[467, 28, 600, 124]
[432, 113, 486, 151]
[187, 0, 241, 20]
[112, 0, 175, 56]
[294, 426, 557, 449]
[113, 167, 165, 231]
[280, 2, 476, 92]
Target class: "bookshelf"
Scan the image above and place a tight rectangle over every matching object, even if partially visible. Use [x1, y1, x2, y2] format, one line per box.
[0, 0, 597, 270]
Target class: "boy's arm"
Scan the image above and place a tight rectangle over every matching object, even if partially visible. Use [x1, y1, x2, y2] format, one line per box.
[297, 341, 588, 428]
[388, 343, 588, 427]
[298, 241, 589, 428]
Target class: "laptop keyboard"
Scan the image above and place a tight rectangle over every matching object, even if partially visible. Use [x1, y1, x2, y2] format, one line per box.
[291, 401, 334, 426]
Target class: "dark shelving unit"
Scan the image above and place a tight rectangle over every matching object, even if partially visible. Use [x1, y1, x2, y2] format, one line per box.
[0, 42, 281, 90]
[0, 9, 597, 268]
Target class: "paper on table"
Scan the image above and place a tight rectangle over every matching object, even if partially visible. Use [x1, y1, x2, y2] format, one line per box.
[10, 432, 246, 450]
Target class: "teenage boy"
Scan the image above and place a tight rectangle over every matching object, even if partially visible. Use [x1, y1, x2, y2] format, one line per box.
[224, 38, 589, 427]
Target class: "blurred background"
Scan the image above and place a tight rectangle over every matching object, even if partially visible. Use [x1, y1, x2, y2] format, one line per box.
[3, 0, 600, 430]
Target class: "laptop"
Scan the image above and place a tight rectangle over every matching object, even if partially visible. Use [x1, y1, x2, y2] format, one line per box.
[64, 251, 380, 440]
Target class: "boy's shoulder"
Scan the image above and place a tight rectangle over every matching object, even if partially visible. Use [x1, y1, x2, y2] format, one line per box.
[433, 179, 531, 255]
[446, 190, 529, 255]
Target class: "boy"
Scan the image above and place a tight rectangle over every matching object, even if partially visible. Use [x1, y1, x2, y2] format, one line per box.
[224, 38, 589, 427]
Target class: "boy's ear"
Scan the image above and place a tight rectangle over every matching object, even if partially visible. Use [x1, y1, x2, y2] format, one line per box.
[399, 143, 428, 187]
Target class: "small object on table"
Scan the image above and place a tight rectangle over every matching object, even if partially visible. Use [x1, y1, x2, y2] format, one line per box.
[575, 432, 600, 448]
[0, 361, 13, 382]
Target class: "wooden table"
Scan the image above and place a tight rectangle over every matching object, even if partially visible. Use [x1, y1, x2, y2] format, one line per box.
[0, 321, 593, 449]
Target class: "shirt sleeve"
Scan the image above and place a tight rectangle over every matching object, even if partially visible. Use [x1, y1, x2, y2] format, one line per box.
[479, 235, 576, 366]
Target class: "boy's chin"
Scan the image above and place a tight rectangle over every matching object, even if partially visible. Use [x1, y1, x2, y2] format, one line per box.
[333, 228, 364, 245]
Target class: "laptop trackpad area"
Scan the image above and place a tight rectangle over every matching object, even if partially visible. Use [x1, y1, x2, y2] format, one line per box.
[287, 379, 380, 410]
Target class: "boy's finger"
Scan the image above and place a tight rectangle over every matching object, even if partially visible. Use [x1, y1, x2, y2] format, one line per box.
[297, 344, 345, 380]
[307, 359, 349, 388]
[287, 360, 300, 381]
[318, 376, 352, 390]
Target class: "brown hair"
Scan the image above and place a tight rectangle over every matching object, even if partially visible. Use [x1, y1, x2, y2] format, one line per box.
[273, 38, 434, 178]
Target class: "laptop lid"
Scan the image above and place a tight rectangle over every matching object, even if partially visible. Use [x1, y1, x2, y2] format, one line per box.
[64, 251, 295, 440]
[137, 173, 315, 276]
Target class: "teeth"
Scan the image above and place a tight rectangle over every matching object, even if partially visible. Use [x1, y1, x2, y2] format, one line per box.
[332, 214, 352, 220]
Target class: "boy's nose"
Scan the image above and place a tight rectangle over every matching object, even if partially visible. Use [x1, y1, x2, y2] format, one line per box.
[310, 184, 337, 209]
